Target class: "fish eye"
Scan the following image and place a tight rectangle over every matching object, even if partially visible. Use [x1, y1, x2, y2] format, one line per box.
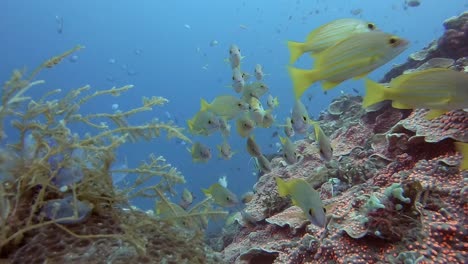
[208, 120, 212, 124]
[367, 23, 375, 30]
[290, 119, 294, 124]
[302, 116, 307, 121]
[323, 207, 327, 213]
[308, 208, 314, 216]
[388, 37, 399, 46]
[232, 76, 235, 80]
[226, 196, 231, 201]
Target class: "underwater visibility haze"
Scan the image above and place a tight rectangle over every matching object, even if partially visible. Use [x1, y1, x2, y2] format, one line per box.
[1, 0, 467, 263]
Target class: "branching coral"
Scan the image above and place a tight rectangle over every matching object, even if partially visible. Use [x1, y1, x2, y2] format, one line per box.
[0, 46, 217, 262]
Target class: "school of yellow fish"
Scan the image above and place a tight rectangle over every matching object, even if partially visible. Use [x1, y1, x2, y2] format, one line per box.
[167, 18, 467, 229]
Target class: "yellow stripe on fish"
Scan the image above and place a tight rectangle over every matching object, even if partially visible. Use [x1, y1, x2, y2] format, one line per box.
[287, 18, 378, 64]
[289, 31, 409, 99]
[363, 68, 468, 119]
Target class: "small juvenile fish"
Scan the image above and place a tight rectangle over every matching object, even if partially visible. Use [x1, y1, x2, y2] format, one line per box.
[267, 94, 279, 109]
[201, 95, 249, 120]
[275, 177, 326, 227]
[246, 136, 262, 157]
[312, 122, 333, 161]
[241, 191, 255, 204]
[289, 31, 409, 99]
[218, 117, 231, 138]
[291, 99, 312, 134]
[187, 110, 220, 135]
[280, 136, 298, 164]
[229, 44, 243, 69]
[254, 64, 267, 80]
[188, 142, 211, 163]
[363, 68, 468, 119]
[182, 188, 193, 204]
[236, 115, 255, 138]
[283, 117, 295, 137]
[260, 112, 275, 128]
[218, 141, 235, 160]
[203, 183, 239, 207]
[287, 18, 378, 64]
[231, 67, 245, 93]
[256, 154, 272, 174]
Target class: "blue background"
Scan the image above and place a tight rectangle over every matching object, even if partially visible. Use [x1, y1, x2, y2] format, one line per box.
[2, 0, 466, 210]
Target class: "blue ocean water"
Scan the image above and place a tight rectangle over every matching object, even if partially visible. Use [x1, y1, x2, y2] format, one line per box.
[1, 0, 466, 211]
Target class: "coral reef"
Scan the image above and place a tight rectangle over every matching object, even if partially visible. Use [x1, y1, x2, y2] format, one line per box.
[217, 12, 468, 263]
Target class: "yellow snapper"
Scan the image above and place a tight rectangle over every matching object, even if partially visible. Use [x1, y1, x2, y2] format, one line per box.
[363, 68, 468, 119]
[236, 114, 255, 138]
[203, 183, 239, 207]
[201, 95, 249, 120]
[188, 142, 211, 163]
[291, 99, 312, 134]
[267, 94, 279, 109]
[312, 122, 333, 161]
[289, 31, 409, 99]
[246, 135, 262, 157]
[187, 110, 220, 135]
[455, 142, 467, 170]
[218, 140, 235, 160]
[229, 44, 243, 69]
[287, 18, 378, 64]
[280, 136, 298, 164]
[275, 177, 326, 227]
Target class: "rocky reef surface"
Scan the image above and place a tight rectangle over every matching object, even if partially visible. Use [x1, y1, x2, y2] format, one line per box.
[218, 11, 468, 264]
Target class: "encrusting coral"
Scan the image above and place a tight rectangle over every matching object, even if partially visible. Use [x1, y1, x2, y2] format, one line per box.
[0, 47, 225, 263]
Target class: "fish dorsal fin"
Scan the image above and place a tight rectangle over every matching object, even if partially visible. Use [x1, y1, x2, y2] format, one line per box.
[200, 98, 210, 112]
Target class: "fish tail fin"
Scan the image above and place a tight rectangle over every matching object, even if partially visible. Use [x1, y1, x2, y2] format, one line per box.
[288, 66, 320, 100]
[362, 78, 387, 108]
[202, 188, 211, 196]
[275, 177, 289, 197]
[287, 41, 305, 64]
[200, 98, 210, 112]
[455, 142, 468, 170]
